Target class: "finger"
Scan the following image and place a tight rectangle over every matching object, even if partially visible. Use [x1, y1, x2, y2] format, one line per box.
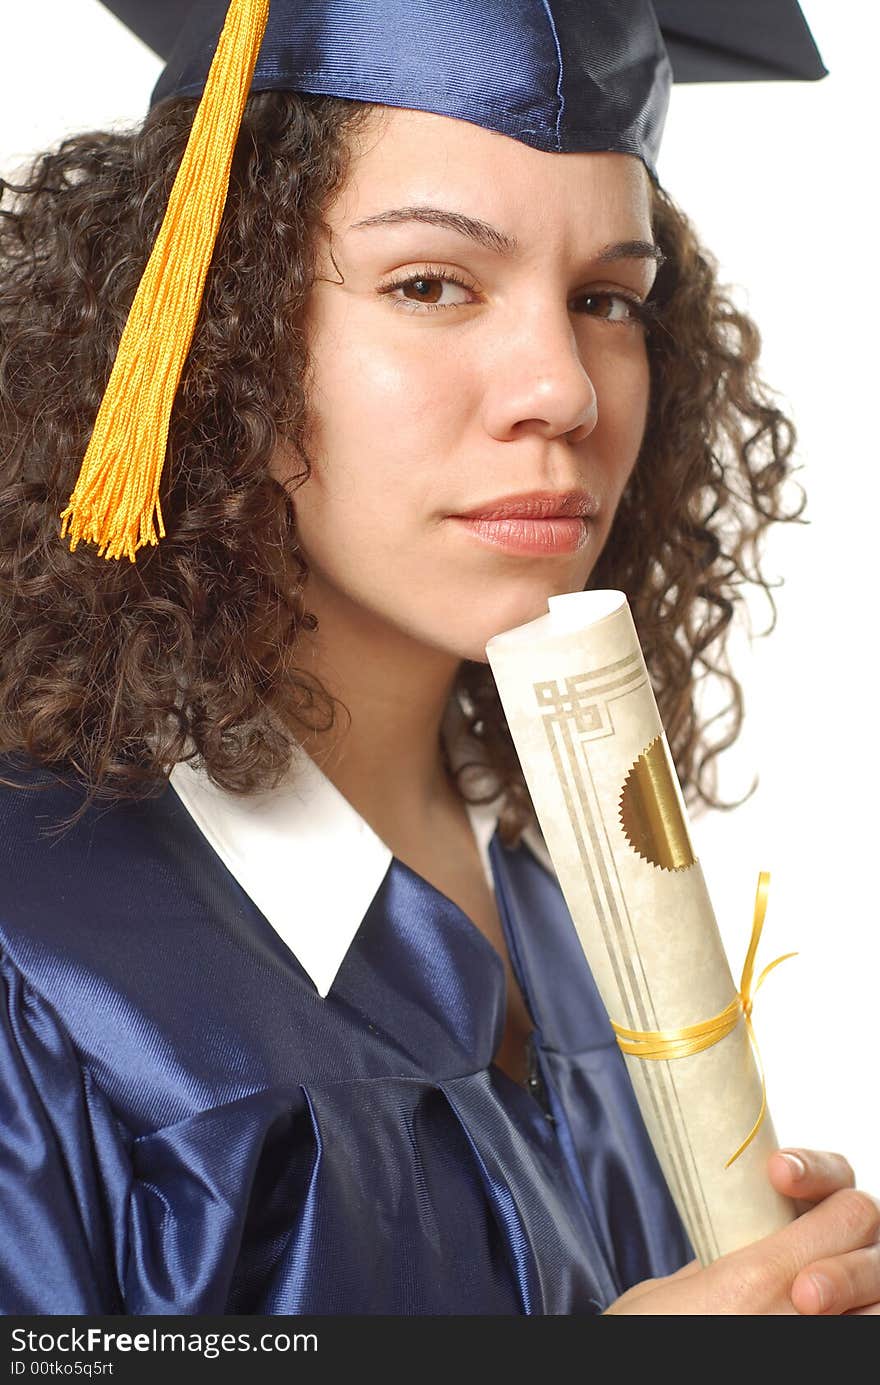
[742, 1188, 880, 1291]
[791, 1242, 880, 1315]
[768, 1149, 856, 1205]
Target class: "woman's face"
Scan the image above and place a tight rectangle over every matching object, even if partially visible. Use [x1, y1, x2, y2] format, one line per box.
[280, 107, 657, 663]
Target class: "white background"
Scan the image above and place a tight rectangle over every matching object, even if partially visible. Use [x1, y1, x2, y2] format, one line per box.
[3, 3, 878, 1188]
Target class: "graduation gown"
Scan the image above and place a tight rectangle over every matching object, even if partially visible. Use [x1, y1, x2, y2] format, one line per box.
[0, 756, 691, 1314]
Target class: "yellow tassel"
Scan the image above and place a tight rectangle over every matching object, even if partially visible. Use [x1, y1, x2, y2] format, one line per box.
[60, 0, 270, 562]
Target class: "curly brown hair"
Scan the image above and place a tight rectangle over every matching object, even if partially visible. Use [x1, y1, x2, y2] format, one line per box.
[0, 90, 804, 842]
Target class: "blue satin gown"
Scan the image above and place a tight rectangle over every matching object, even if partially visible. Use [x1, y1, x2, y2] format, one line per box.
[0, 760, 691, 1314]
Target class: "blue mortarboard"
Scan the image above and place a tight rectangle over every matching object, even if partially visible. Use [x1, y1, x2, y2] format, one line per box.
[65, 0, 825, 563]
[106, 1, 828, 129]
[151, 0, 673, 179]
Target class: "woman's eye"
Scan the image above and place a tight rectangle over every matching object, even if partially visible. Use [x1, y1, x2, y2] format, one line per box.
[577, 291, 646, 324]
[379, 274, 651, 325]
[381, 271, 476, 313]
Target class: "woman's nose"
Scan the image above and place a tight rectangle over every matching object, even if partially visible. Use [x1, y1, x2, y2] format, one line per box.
[481, 312, 599, 445]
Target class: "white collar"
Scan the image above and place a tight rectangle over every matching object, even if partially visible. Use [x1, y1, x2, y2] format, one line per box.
[168, 700, 553, 997]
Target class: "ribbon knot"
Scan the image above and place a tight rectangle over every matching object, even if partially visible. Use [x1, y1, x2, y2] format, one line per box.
[610, 870, 796, 1167]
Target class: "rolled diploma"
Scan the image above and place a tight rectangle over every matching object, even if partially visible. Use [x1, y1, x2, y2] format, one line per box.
[486, 589, 795, 1263]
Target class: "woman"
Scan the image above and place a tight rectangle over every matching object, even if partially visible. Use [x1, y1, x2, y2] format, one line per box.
[0, 0, 877, 1315]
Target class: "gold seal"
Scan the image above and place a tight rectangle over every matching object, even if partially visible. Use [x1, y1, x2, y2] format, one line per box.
[619, 733, 697, 872]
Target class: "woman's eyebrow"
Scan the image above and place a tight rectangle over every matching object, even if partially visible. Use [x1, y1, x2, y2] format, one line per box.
[348, 205, 663, 266]
[350, 206, 517, 255]
[599, 239, 666, 268]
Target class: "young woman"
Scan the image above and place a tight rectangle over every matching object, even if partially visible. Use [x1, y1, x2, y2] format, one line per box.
[1, 0, 877, 1315]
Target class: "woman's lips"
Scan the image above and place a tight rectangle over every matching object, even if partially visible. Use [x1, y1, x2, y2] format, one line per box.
[450, 515, 590, 555]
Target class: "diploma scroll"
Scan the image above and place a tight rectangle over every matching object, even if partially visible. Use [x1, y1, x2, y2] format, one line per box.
[486, 590, 795, 1263]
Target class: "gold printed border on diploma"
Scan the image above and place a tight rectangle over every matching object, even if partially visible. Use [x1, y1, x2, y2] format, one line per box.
[533, 658, 719, 1262]
[619, 734, 697, 872]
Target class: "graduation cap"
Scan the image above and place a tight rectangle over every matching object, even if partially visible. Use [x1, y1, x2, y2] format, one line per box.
[66, 1, 826, 562]
[99, 0, 828, 82]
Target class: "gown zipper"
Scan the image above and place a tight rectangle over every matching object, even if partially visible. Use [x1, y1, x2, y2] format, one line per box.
[524, 1030, 555, 1124]
[486, 834, 555, 1124]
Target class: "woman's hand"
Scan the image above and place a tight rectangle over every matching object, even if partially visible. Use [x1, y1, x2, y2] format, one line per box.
[605, 1149, 880, 1315]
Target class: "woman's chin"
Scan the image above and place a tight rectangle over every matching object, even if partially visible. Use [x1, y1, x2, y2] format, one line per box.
[449, 608, 562, 664]
[472, 585, 589, 652]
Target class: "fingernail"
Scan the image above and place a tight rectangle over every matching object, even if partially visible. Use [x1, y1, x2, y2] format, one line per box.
[808, 1272, 834, 1313]
[779, 1150, 806, 1180]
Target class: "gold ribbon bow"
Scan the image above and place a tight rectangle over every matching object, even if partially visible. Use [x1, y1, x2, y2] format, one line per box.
[610, 871, 796, 1167]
